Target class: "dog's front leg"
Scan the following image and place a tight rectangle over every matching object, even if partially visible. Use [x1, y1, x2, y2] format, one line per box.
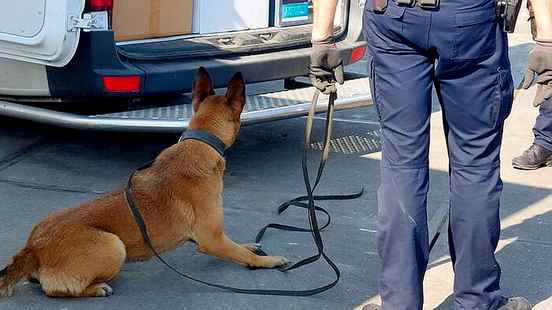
[194, 207, 288, 269]
[197, 233, 288, 269]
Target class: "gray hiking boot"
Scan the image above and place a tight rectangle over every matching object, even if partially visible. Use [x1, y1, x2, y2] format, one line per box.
[497, 296, 532, 310]
[512, 143, 552, 170]
[359, 297, 530, 310]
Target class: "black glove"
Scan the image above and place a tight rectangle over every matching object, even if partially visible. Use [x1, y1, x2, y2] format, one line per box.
[310, 37, 344, 94]
[522, 42, 552, 107]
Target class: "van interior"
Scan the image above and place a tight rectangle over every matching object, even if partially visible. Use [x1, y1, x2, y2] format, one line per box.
[103, 0, 348, 60]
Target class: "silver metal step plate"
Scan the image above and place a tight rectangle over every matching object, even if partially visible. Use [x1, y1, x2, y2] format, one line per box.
[310, 129, 382, 155]
[0, 77, 372, 133]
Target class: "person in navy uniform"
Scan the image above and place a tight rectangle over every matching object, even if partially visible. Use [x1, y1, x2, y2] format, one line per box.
[512, 1, 552, 170]
[309, 0, 551, 309]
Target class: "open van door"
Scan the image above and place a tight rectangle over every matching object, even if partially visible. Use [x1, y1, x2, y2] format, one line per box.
[0, 0, 99, 67]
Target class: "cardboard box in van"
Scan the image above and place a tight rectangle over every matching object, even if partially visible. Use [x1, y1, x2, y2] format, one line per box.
[113, 0, 193, 41]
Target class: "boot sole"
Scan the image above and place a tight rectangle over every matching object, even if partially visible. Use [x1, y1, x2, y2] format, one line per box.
[512, 157, 552, 170]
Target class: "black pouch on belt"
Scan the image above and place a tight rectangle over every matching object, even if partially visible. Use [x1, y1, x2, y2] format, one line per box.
[496, 0, 523, 33]
[373, 0, 388, 13]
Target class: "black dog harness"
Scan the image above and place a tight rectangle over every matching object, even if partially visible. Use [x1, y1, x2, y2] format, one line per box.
[124, 90, 363, 296]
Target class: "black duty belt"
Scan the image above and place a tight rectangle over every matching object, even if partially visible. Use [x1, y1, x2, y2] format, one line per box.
[124, 90, 364, 296]
[372, 0, 439, 14]
[396, 0, 439, 9]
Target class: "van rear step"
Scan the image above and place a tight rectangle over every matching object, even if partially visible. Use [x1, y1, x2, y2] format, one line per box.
[0, 77, 372, 133]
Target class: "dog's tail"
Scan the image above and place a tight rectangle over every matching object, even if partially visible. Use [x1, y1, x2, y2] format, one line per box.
[0, 248, 38, 298]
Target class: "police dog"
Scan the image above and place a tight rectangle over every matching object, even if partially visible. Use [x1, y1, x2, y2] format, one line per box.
[0, 68, 289, 298]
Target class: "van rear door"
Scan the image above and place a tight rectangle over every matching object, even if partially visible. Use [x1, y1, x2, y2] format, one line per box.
[0, 0, 87, 67]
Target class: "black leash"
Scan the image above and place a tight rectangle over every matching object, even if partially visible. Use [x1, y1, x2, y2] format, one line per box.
[254, 91, 364, 284]
[124, 90, 363, 296]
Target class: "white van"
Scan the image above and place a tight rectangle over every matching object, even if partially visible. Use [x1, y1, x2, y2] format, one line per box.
[0, 0, 370, 131]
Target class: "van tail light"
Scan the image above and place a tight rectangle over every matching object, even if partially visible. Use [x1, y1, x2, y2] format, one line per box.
[350, 46, 367, 64]
[87, 0, 113, 11]
[102, 76, 141, 93]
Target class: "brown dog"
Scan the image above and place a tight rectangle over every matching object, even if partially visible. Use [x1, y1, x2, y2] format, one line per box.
[0, 68, 289, 298]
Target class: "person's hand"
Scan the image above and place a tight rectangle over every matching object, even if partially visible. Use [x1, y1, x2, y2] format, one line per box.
[522, 42, 552, 107]
[310, 37, 344, 94]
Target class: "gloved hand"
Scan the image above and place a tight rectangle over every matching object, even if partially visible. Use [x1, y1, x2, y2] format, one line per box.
[310, 37, 344, 94]
[522, 42, 552, 107]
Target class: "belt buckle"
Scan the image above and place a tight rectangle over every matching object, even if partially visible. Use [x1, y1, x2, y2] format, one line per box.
[418, 0, 439, 9]
[396, 0, 415, 7]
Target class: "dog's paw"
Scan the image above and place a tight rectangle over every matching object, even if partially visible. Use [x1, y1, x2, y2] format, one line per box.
[88, 283, 114, 297]
[274, 256, 291, 267]
[261, 256, 291, 269]
[0, 282, 15, 298]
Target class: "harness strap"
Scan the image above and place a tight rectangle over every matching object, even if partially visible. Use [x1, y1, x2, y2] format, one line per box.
[124, 91, 363, 296]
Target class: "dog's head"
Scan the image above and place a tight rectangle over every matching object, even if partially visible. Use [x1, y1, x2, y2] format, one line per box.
[189, 67, 246, 147]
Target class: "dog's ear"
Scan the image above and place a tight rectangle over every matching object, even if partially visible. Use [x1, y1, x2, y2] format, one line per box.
[192, 67, 215, 113]
[225, 72, 246, 116]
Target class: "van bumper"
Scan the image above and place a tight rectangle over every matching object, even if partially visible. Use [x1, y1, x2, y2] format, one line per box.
[45, 31, 366, 99]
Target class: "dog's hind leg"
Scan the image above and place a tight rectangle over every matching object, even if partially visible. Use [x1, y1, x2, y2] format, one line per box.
[38, 229, 126, 298]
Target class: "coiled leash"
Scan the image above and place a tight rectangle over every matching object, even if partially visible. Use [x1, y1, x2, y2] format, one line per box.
[124, 89, 364, 296]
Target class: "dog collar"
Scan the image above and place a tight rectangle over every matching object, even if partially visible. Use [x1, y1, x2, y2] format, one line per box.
[178, 129, 227, 156]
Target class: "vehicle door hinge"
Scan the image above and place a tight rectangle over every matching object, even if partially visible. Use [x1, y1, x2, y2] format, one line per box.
[67, 12, 108, 32]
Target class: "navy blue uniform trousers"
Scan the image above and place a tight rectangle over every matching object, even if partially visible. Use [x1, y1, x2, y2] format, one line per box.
[534, 100, 552, 151]
[362, 0, 514, 309]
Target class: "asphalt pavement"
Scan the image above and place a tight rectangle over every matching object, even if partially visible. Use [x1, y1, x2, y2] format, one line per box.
[1, 10, 551, 310]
